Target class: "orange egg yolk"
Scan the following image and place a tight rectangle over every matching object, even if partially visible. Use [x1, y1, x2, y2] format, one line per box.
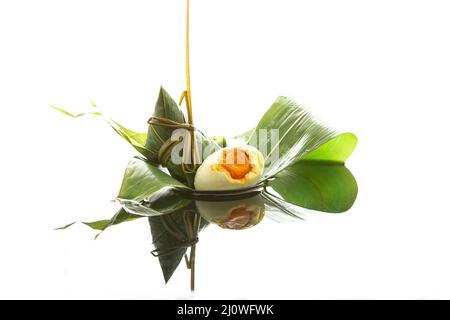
[220, 149, 252, 180]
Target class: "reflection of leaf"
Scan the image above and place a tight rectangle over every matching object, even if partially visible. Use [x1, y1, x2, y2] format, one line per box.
[120, 188, 192, 217]
[267, 161, 358, 213]
[261, 190, 306, 220]
[148, 210, 206, 283]
[50, 104, 154, 161]
[116, 157, 190, 212]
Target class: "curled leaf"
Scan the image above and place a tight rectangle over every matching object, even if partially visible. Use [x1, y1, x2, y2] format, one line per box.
[50, 104, 154, 161]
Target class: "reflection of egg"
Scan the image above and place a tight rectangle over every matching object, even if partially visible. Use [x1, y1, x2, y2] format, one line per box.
[194, 146, 264, 191]
[196, 195, 265, 230]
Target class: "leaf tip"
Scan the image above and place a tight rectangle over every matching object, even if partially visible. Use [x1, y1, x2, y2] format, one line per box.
[341, 132, 358, 158]
[54, 222, 76, 230]
[93, 232, 103, 240]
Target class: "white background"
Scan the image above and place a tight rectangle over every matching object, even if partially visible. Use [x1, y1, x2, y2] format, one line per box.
[1, 0, 450, 299]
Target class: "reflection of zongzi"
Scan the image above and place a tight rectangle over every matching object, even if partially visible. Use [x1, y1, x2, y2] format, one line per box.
[148, 209, 207, 283]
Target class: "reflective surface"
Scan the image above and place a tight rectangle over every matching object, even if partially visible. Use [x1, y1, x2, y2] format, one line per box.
[136, 191, 306, 290]
[70, 160, 358, 292]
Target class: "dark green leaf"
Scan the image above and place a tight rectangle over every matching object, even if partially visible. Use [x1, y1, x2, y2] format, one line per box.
[145, 87, 186, 164]
[145, 87, 218, 186]
[117, 156, 190, 201]
[116, 157, 191, 216]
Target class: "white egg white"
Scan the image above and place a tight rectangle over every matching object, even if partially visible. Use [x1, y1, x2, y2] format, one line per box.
[194, 146, 264, 191]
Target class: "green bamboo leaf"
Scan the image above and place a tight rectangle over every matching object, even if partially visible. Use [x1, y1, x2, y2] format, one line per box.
[56, 192, 195, 239]
[234, 99, 358, 212]
[302, 132, 357, 163]
[235, 129, 356, 164]
[144, 87, 218, 186]
[145, 87, 186, 165]
[116, 157, 192, 216]
[145, 87, 193, 183]
[107, 119, 154, 161]
[251, 96, 342, 178]
[232, 128, 255, 143]
[117, 157, 189, 201]
[54, 222, 76, 230]
[85, 208, 141, 239]
[267, 161, 358, 213]
[211, 135, 227, 148]
[50, 105, 102, 118]
[81, 220, 111, 231]
[50, 104, 153, 161]
[55, 208, 140, 239]
[82, 208, 140, 231]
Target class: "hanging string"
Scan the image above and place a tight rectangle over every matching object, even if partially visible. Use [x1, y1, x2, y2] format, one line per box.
[182, 0, 200, 173]
[147, 0, 199, 176]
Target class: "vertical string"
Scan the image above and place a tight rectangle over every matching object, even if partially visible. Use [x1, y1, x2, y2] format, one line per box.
[185, 1, 199, 291]
[185, 0, 193, 125]
[184, 0, 200, 169]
